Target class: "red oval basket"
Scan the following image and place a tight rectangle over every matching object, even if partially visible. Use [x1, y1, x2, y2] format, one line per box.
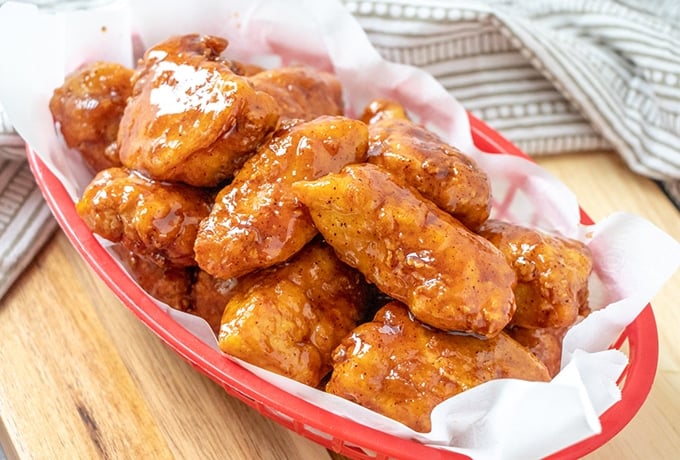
[26, 113, 658, 460]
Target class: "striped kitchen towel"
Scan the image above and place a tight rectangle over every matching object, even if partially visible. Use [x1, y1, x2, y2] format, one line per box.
[0, 103, 57, 300]
[0, 0, 679, 299]
[342, 0, 680, 198]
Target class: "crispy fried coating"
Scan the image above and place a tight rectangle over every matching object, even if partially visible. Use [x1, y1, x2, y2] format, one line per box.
[505, 325, 567, 378]
[359, 98, 408, 124]
[363, 100, 491, 230]
[194, 116, 368, 280]
[117, 34, 280, 186]
[326, 302, 550, 432]
[250, 66, 343, 121]
[77, 167, 212, 267]
[292, 163, 516, 337]
[478, 219, 592, 329]
[112, 243, 236, 333]
[189, 271, 239, 334]
[229, 60, 265, 77]
[49, 61, 133, 171]
[112, 244, 193, 311]
[218, 239, 369, 387]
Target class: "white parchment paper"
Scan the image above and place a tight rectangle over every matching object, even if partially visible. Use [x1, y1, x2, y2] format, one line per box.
[1, 1, 679, 458]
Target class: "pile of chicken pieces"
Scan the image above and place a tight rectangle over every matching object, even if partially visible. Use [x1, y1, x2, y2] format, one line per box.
[50, 34, 593, 433]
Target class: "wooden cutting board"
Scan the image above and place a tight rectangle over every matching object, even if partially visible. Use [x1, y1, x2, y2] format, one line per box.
[0, 231, 331, 459]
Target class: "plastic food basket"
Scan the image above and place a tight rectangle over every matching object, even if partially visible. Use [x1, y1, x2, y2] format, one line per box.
[26, 113, 658, 460]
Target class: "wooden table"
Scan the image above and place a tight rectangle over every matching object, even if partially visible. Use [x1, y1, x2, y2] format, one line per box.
[1, 150, 678, 459]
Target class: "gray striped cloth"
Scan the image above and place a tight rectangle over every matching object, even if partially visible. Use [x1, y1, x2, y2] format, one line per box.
[342, 0, 680, 195]
[0, 103, 57, 299]
[0, 0, 679, 299]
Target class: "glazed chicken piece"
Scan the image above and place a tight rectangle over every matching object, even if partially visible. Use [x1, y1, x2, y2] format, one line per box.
[250, 66, 344, 121]
[117, 34, 280, 187]
[112, 244, 193, 311]
[478, 219, 592, 329]
[292, 163, 516, 338]
[359, 98, 408, 124]
[505, 325, 567, 378]
[229, 60, 265, 77]
[112, 244, 236, 334]
[361, 99, 491, 230]
[195, 116, 368, 280]
[77, 167, 213, 267]
[49, 61, 133, 171]
[190, 271, 239, 335]
[326, 302, 550, 432]
[218, 239, 370, 387]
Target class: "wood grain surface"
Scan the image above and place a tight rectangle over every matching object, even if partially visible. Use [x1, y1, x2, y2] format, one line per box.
[0, 229, 330, 459]
[537, 152, 680, 460]
[0, 150, 678, 459]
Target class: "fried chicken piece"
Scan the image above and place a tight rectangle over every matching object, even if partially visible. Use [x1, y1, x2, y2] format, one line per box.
[112, 243, 236, 333]
[190, 271, 238, 335]
[326, 302, 550, 432]
[111, 244, 193, 311]
[117, 34, 280, 187]
[230, 60, 265, 77]
[250, 66, 343, 121]
[77, 167, 213, 267]
[505, 325, 567, 378]
[478, 219, 592, 329]
[361, 99, 491, 230]
[195, 116, 368, 280]
[291, 163, 516, 337]
[218, 239, 370, 387]
[49, 61, 133, 171]
[359, 98, 408, 124]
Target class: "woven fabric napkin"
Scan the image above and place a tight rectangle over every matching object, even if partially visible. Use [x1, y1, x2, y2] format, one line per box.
[0, 0, 679, 300]
[0, 103, 57, 299]
[341, 0, 680, 192]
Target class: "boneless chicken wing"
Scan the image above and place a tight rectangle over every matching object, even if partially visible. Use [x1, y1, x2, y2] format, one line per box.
[76, 167, 212, 267]
[189, 271, 239, 334]
[111, 244, 193, 311]
[250, 66, 344, 121]
[49, 61, 133, 171]
[505, 325, 567, 377]
[229, 61, 265, 77]
[112, 244, 237, 333]
[218, 239, 369, 387]
[326, 302, 550, 432]
[117, 34, 280, 186]
[359, 98, 408, 124]
[478, 219, 592, 329]
[194, 116, 368, 280]
[361, 99, 491, 230]
[292, 163, 516, 337]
